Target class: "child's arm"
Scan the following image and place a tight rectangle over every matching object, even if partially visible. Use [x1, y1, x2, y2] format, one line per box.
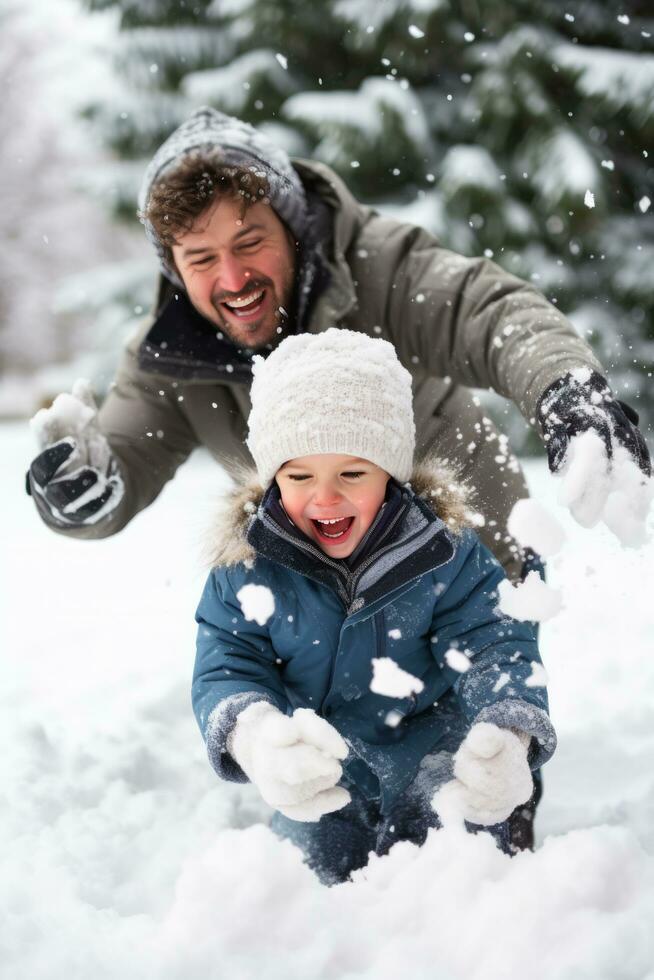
[192, 566, 291, 782]
[192, 566, 352, 819]
[429, 529, 557, 770]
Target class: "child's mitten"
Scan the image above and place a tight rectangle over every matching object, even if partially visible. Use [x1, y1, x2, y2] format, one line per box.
[228, 702, 351, 821]
[449, 722, 533, 826]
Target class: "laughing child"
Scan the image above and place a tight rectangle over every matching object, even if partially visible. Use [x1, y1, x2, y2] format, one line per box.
[192, 328, 556, 885]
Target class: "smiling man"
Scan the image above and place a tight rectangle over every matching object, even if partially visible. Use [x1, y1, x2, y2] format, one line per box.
[27, 106, 649, 581]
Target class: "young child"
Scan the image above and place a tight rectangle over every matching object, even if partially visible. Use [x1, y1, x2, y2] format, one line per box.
[192, 328, 556, 885]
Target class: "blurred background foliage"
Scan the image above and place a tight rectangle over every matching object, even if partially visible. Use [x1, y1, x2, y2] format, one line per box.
[2, 0, 653, 449]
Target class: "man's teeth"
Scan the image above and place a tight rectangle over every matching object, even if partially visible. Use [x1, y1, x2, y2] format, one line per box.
[225, 289, 263, 309]
[316, 518, 348, 525]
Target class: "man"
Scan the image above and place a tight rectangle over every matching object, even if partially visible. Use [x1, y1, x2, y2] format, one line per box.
[27, 107, 650, 574]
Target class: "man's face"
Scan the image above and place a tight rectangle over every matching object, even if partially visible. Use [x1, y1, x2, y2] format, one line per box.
[275, 454, 390, 558]
[171, 197, 297, 349]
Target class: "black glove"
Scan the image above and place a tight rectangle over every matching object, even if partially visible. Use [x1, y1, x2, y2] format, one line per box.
[536, 370, 651, 478]
[27, 437, 124, 528]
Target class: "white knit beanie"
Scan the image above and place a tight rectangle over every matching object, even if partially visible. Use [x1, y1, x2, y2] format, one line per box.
[246, 328, 416, 487]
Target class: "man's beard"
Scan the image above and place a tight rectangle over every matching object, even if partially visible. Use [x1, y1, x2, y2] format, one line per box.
[208, 274, 294, 351]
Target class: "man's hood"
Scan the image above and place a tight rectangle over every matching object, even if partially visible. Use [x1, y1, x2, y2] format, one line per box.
[206, 456, 480, 570]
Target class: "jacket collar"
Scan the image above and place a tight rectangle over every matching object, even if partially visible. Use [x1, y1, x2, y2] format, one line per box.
[137, 160, 360, 382]
[207, 458, 480, 616]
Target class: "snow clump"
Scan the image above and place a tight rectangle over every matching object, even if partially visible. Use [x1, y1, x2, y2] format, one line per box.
[557, 431, 653, 546]
[445, 648, 472, 673]
[236, 584, 275, 625]
[507, 498, 566, 557]
[370, 657, 424, 697]
[497, 571, 563, 622]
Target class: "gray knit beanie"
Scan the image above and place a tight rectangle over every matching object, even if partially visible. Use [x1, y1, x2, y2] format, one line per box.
[138, 106, 309, 288]
[246, 328, 416, 487]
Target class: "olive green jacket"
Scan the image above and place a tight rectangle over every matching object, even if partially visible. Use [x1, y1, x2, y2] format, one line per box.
[55, 160, 602, 575]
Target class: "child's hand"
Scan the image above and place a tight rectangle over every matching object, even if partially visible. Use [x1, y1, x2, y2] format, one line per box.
[228, 702, 351, 822]
[447, 722, 533, 826]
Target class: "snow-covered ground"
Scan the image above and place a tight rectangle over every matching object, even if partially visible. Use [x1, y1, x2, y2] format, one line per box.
[3, 421, 654, 980]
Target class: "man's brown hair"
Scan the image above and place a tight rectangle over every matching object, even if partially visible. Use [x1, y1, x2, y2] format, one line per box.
[141, 150, 270, 261]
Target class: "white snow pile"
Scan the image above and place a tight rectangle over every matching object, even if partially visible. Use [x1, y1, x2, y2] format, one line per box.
[557, 430, 653, 547]
[4, 426, 654, 979]
[498, 571, 563, 622]
[237, 583, 275, 626]
[370, 657, 424, 697]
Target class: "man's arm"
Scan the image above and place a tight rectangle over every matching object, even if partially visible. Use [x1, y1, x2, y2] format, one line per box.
[354, 216, 650, 516]
[372, 222, 603, 422]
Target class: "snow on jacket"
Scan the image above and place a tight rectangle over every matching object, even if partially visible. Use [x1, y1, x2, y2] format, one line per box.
[50, 159, 602, 579]
[192, 458, 556, 814]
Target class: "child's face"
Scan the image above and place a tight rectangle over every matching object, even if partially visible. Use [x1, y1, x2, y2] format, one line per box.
[275, 454, 390, 558]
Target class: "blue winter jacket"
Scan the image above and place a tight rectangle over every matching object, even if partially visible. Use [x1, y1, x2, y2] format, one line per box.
[193, 460, 556, 814]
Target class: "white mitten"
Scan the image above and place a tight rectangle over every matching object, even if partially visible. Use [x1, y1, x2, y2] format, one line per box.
[228, 702, 351, 822]
[448, 722, 533, 826]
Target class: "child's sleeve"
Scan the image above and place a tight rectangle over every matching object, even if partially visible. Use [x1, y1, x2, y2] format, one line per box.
[192, 566, 290, 783]
[429, 529, 556, 769]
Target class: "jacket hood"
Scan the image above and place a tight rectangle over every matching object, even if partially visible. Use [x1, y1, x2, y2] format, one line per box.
[207, 456, 480, 569]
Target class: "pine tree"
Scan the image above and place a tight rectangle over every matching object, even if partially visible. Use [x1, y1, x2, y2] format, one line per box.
[80, 0, 654, 444]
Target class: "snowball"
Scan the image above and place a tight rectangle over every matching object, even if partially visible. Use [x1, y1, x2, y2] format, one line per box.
[445, 649, 472, 673]
[408, 24, 425, 38]
[556, 431, 653, 545]
[236, 584, 275, 626]
[584, 189, 595, 208]
[602, 446, 654, 548]
[370, 658, 424, 698]
[387, 629, 402, 640]
[275, 52, 288, 69]
[557, 430, 612, 528]
[507, 498, 566, 557]
[30, 385, 95, 448]
[497, 572, 563, 622]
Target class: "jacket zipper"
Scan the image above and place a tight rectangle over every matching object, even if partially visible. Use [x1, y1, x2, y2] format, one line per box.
[261, 513, 351, 607]
[349, 505, 408, 595]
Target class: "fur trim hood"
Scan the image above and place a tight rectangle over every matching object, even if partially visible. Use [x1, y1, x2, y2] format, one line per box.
[207, 457, 481, 570]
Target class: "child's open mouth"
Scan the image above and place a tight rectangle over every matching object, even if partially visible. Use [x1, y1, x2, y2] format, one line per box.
[311, 516, 355, 543]
[221, 288, 266, 320]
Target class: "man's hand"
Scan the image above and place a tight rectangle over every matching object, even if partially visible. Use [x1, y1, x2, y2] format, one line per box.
[27, 380, 124, 528]
[536, 370, 652, 541]
[228, 702, 351, 822]
[436, 723, 533, 827]
[537, 369, 651, 477]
